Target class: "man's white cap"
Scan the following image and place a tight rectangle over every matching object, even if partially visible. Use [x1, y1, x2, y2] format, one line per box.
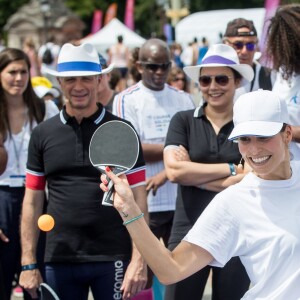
[229, 89, 290, 140]
[45, 43, 112, 77]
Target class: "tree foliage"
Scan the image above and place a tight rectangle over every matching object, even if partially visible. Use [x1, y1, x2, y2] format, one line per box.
[190, 0, 264, 11]
[1, 0, 300, 39]
[0, 0, 28, 34]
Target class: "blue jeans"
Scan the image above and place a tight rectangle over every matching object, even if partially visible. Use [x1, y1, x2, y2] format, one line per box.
[45, 260, 129, 300]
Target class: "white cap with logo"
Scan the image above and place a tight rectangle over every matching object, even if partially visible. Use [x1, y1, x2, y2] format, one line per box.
[229, 89, 290, 140]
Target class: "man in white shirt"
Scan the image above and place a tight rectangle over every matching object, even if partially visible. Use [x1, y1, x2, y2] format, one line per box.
[113, 38, 195, 252]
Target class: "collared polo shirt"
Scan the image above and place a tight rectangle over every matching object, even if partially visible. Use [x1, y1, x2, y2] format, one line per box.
[164, 104, 241, 246]
[26, 104, 146, 262]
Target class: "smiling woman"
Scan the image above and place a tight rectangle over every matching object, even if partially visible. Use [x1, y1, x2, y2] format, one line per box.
[229, 90, 292, 181]
[0, 48, 59, 300]
[162, 44, 254, 300]
[100, 89, 300, 300]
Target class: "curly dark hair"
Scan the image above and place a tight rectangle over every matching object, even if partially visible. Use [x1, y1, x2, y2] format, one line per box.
[266, 4, 300, 79]
[0, 48, 44, 140]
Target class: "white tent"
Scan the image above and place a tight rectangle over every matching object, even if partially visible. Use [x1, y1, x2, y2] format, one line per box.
[175, 8, 266, 47]
[81, 18, 146, 54]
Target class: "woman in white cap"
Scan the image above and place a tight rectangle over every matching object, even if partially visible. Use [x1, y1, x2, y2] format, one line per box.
[101, 89, 299, 299]
[162, 43, 253, 299]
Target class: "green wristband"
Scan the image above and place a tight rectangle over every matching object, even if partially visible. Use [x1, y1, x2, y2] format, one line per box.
[123, 213, 144, 226]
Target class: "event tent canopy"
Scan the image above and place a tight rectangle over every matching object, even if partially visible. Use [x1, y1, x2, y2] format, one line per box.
[175, 8, 266, 47]
[81, 18, 146, 54]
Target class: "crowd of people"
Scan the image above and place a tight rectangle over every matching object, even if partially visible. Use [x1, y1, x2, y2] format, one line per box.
[0, 3, 300, 300]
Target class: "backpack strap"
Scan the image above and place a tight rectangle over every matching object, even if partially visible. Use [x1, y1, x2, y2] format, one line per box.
[258, 66, 273, 91]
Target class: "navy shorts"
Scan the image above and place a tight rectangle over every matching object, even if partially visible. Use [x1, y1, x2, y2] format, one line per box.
[45, 260, 130, 300]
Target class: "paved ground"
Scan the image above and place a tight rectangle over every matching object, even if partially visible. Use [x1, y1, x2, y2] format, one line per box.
[11, 270, 213, 299]
[11, 283, 212, 299]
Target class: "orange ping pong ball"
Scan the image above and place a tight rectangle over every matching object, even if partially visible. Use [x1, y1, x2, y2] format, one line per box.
[38, 214, 55, 232]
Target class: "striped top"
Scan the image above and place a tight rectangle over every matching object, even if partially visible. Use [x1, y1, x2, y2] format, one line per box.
[113, 81, 195, 212]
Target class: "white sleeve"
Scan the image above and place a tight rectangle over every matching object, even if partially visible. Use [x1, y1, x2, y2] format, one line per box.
[112, 93, 140, 136]
[183, 93, 196, 110]
[183, 191, 241, 267]
[44, 100, 59, 120]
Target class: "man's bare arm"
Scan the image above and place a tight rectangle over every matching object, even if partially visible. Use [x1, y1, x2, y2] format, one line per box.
[19, 188, 45, 298]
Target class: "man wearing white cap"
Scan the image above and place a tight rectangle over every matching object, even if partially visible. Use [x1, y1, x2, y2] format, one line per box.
[19, 43, 148, 300]
[100, 89, 300, 299]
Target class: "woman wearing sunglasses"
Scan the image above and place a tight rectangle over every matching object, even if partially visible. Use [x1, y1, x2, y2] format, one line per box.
[101, 89, 299, 300]
[162, 44, 254, 299]
[167, 66, 189, 93]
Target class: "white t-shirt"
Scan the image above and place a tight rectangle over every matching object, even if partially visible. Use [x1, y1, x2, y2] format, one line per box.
[272, 73, 300, 160]
[113, 81, 195, 212]
[0, 101, 59, 186]
[184, 161, 300, 299]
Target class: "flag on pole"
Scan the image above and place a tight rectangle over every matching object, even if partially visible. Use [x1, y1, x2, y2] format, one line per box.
[124, 0, 135, 30]
[104, 3, 118, 26]
[91, 10, 103, 34]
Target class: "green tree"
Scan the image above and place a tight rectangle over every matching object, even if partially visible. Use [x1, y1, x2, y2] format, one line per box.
[65, 0, 126, 35]
[65, 0, 160, 38]
[189, 0, 264, 12]
[2, 0, 300, 40]
[0, 0, 28, 33]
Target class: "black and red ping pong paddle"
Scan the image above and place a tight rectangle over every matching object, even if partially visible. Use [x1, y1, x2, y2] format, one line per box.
[89, 120, 140, 206]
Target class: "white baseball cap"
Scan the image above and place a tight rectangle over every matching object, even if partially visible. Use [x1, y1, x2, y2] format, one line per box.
[228, 89, 290, 140]
[33, 86, 60, 99]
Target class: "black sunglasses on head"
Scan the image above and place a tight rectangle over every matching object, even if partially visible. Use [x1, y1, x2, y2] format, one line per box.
[199, 75, 233, 87]
[140, 62, 171, 71]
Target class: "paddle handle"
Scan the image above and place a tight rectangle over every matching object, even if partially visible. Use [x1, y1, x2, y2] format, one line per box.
[101, 166, 126, 206]
[102, 180, 114, 206]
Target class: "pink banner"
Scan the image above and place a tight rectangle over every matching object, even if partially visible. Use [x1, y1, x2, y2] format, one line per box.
[124, 0, 135, 30]
[259, 0, 280, 66]
[104, 3, 118, 26]
[91, 10, 103, 34]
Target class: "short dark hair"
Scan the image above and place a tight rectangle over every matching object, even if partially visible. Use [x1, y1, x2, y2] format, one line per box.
[117, 35, 123, 43]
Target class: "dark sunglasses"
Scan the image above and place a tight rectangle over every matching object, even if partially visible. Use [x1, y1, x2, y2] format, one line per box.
[227, 41, 256, 51]
[199, 75, 233, 87]
[173, 77, 186, 82]
[140, 62, 171, 71]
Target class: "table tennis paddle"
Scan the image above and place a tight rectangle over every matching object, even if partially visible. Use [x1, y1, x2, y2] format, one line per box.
[89, 120, 140, 206]
[39, 283, 60, 300]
